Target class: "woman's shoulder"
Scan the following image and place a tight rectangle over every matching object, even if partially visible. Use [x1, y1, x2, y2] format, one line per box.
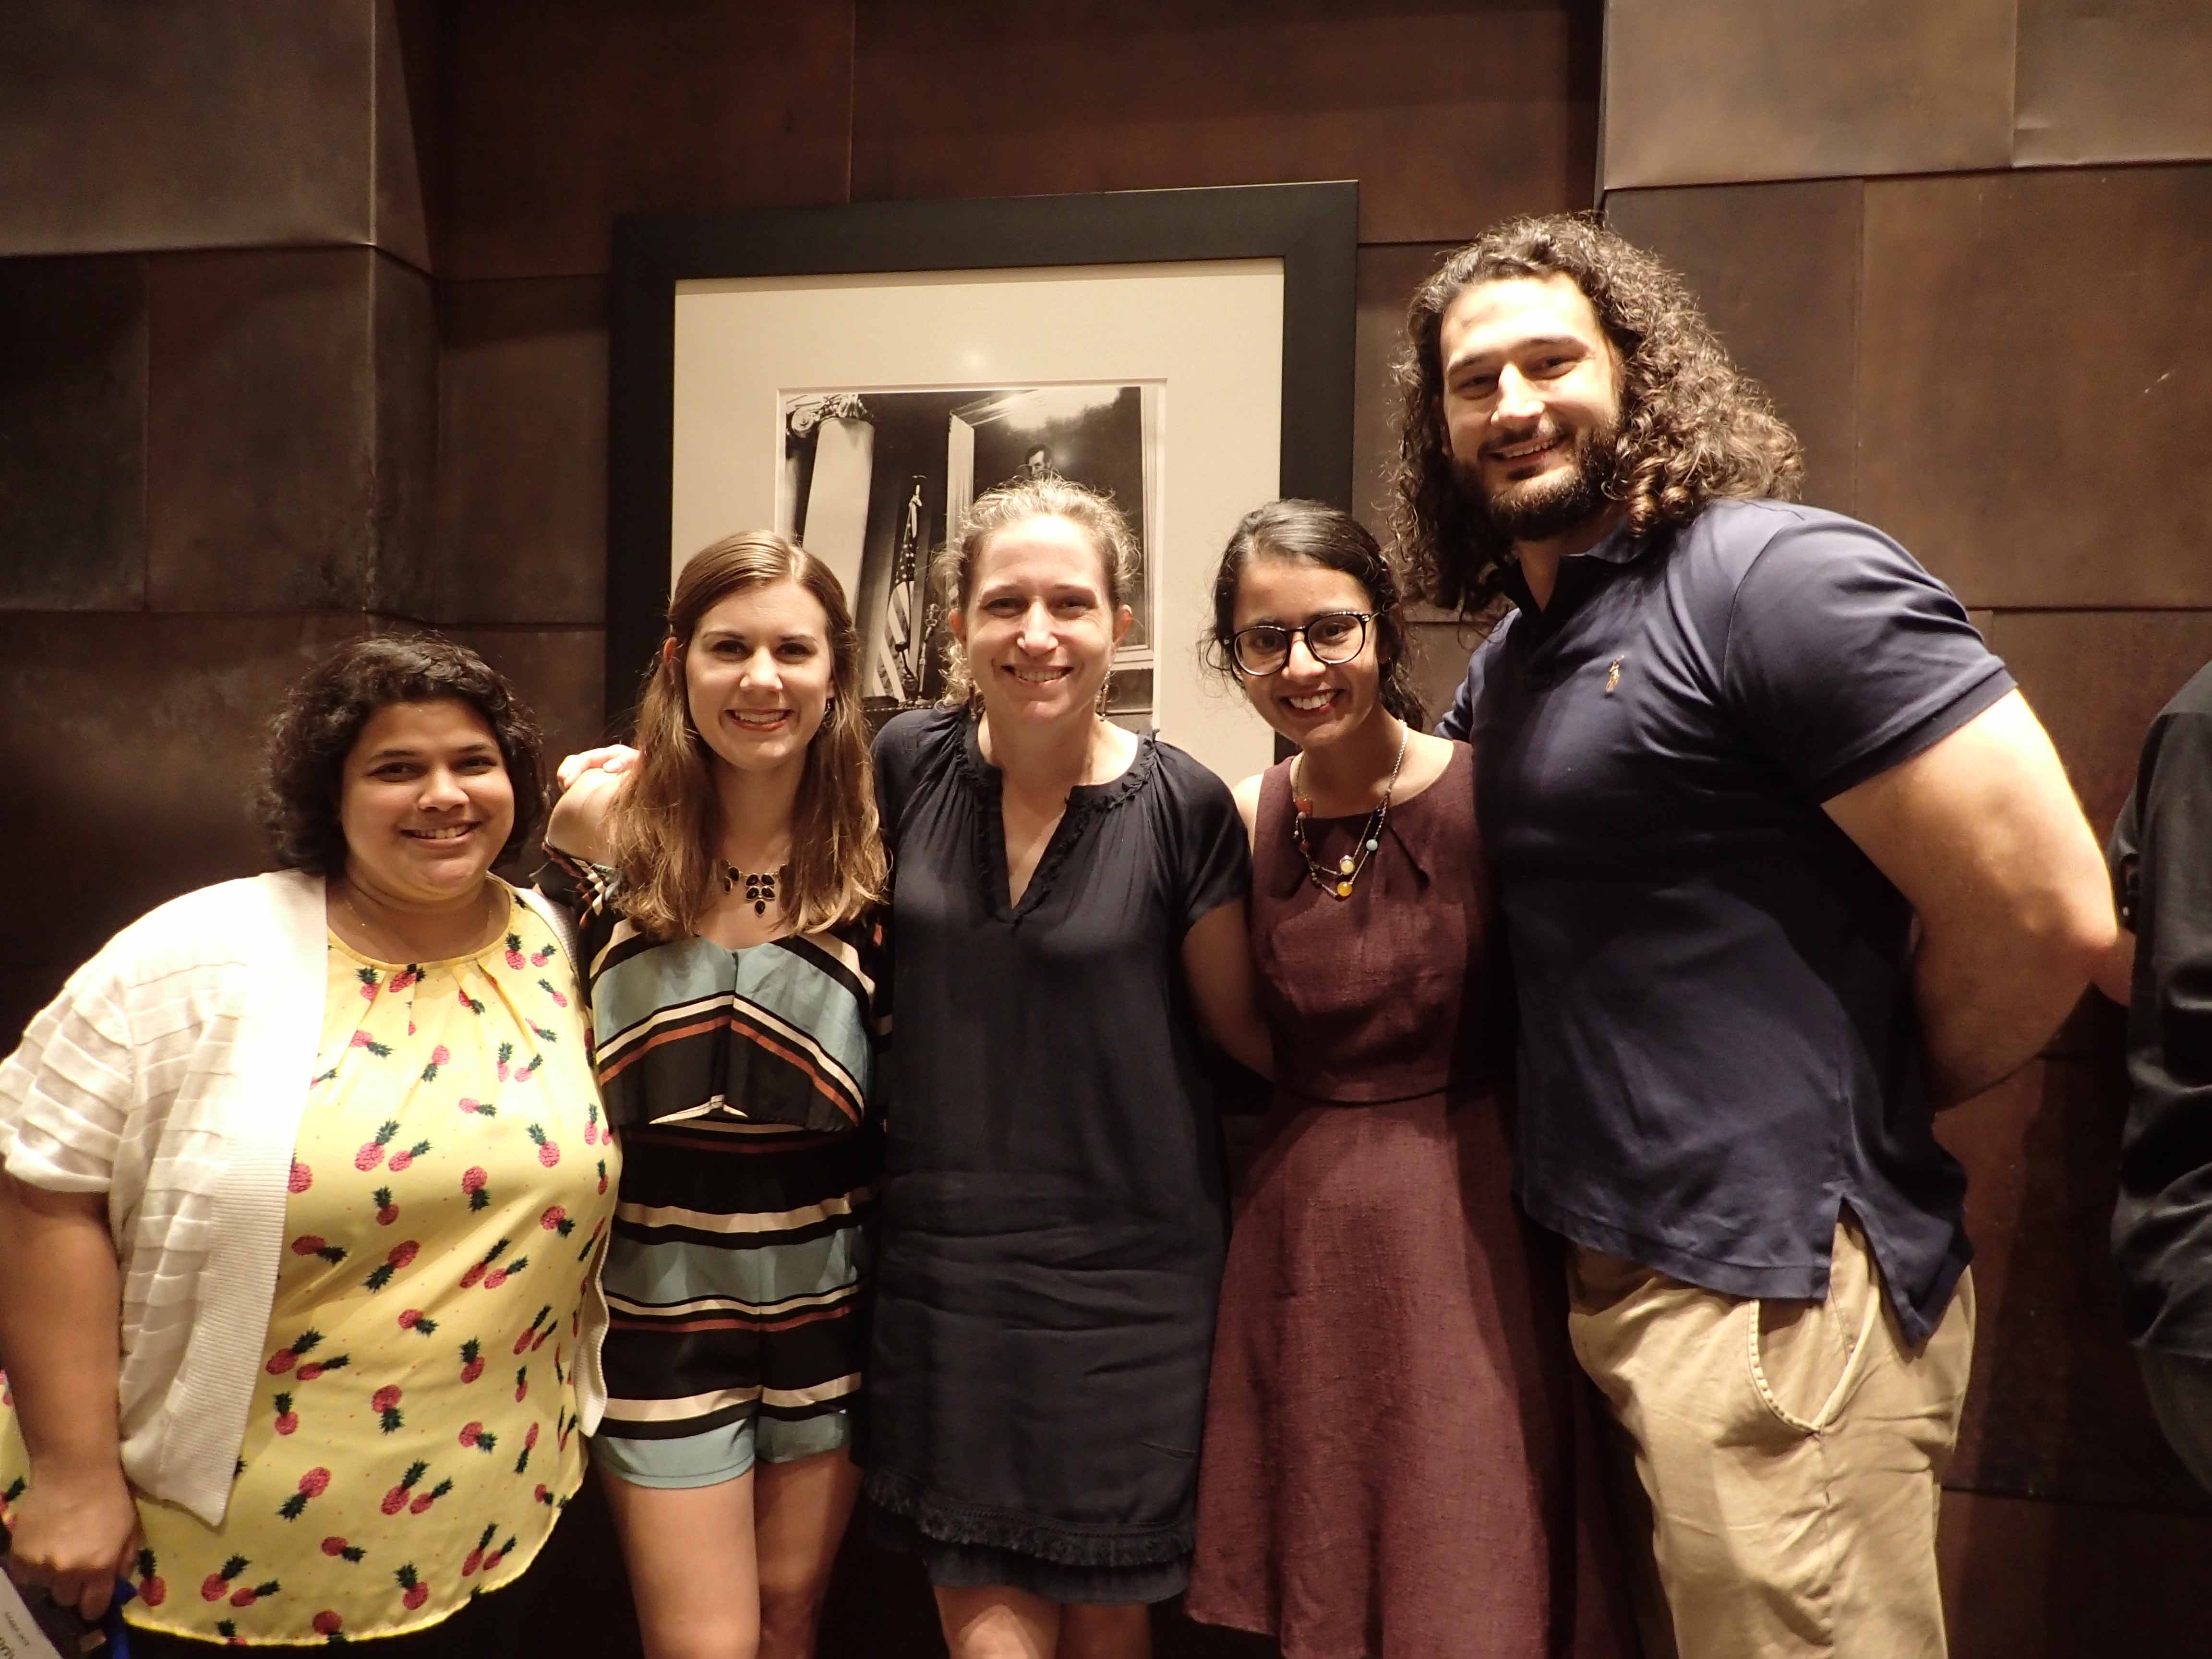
[1144, 734, 1239, 812]
[874, 705, 965, 766]
[106, 871, 320, 974]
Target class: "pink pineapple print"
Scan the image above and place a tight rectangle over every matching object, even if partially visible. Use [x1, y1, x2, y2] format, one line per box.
[387, 1137, 432, 1173]
[396, 1307, 439, 1336]
[596, 1157, 609, 1196]
[482, 1252, 528, 1291]
[494, 1040, 514, 1082]
[461, 1523, 499, 1576]
[536, 977, 569, 1009]
[288, 1160, 313, 1193]
[295, 1344, 349, 1382]
[458, 1337, 485, 1384]
[372, 1384, 406, 1433]
[407, 1476, 454, 1515]
[277, 1466, 331, 1521]
[526, 1123, 559, 1166]
[265, 1328, 322, 1375]
[513, 1306, 551, 1355]
[200, 1555, 249, 1601]
[213, 1619, 242, 1643]
[480, 1535, 517, 1575]
[388, 965, 421, 993]
[514, 1366, 529, 1404]
[534, 1483, 553, 1506]
[540, 1204, 575, 1238]
[504, 932, 526, 971]
[134, 1547, 167, 1608]
[418, 1044, 450, 1083]
[513, 1050, 544, 1083]
[355, 1118, 401, 1171]
[363, 1240, 418, 1292]
[582, 1101, 600, 1148]
[457, 1420, 498, 1453]
[457, 1095, 496, 1118]
[229, 1575, 281, 1609]
[272, 1392, 299, 1436]
[532, 1321, 555, 1353]
[313, 1611, 345, 1637]
[529, 1020, 559, 1044]
[457, 986, 485, 1015]
[530, 941, 555, 968]
[356, 965, 380, 1002]
[380, 1462, 428, 1516]
[373, 1186, 399, 1226]
[289, 1233, 346, 1264]
[462, 1166, 491, 1212]
[513, 1419, 540, 1475]
[394, 1563, 430, 1611]
[348, 1028, 393, 1058]
[320, 1536, 366, 1563]
[459, 1238, 509, 1289]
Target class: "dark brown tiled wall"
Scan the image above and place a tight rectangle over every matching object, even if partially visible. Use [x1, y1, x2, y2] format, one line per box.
[1605, 6, 2212, 1650]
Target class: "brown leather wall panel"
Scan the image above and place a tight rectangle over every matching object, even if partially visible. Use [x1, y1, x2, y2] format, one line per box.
[370, 255, 439, 620]
[145, 250, 382, 611]
[1858, 165, 2212, 608]
[849, 1, 1600, 245]
[0, 611, 367, 1045]
[1601, 0, 2016, 189]
[1936, 1060, 2200, 1509]
[438, 1, 855, 280]
[0, 256, 146, 610]
[1941, 1488, 2212, 1658]
[1985, 610, 2212, 840]
[435, 280, 609, 626]
[2015, 0, 2212, 167]
[0, 0, 374, 258]
[1603, 180, 1862, 514]
[1353, 243, 1454, 537]
[373, 0, 440, 273]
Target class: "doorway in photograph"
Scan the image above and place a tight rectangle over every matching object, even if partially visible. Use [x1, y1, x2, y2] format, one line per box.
[777, 382, 1160, 729]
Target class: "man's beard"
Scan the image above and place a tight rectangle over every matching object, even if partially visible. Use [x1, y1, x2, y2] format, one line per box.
[1451, 420, 1617, 545]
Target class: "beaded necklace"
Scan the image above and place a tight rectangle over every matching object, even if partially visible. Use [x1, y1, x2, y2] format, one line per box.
[1290, 721, 1408, 901]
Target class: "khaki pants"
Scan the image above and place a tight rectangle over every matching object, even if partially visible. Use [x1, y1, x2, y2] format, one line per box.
[1566, 1216, 1974, 1659]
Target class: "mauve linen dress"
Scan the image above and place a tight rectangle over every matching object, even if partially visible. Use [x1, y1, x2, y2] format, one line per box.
[1187, 744, 1636, 1659]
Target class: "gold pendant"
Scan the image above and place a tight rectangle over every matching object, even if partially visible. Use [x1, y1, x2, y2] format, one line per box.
[1335, 880, 1353, 899]
[1337, 854, 1355, 875]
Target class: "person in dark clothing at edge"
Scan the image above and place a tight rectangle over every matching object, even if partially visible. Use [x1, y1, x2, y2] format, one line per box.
[1406, 215, 2116, 1659]
[2093, 661, 2212, 1494]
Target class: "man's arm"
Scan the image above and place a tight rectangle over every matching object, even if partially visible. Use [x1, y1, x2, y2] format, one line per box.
[1823, 689, 2118, 1107]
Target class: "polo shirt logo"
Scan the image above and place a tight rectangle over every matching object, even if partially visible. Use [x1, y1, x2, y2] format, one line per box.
[1605, 657, 1623, 695]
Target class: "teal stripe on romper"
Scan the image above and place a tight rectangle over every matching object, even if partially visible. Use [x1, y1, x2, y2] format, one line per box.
[602, 1226, 867, 1314]
[593, 934, 871, 1079]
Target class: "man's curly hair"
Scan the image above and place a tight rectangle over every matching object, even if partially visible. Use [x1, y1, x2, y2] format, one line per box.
[1390, 213, 1804, 613]
[259, 633, 545, 875]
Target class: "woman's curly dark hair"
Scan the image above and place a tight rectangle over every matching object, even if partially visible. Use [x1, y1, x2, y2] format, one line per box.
[1203, 499, 1426, 728]
[1390, 212, 1803, 613]
[259, 633, 545, 875]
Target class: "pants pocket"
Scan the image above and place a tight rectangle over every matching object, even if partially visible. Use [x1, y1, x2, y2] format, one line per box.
[1748, 1217, 1884, 1435]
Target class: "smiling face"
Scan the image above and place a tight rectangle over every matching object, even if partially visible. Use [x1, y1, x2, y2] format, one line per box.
[338, 697, 515, 908]
[681, 579, 835, 776]
[952, 512, 1131, 726]
[1438, 272, 1622, 544]
[1230, 556, 1386, 751]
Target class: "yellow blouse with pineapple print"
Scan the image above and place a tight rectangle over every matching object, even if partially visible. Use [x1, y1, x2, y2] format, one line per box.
[0, 884, 619, 1645]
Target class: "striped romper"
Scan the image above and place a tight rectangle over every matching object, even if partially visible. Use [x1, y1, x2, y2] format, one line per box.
[539, 851, 885, 1487]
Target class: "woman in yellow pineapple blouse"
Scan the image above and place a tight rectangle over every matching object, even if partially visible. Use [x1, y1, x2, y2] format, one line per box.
[0, 635, 618, 1658]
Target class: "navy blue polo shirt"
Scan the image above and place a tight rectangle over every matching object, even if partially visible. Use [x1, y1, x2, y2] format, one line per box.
[1439, 499, 2013, 1343]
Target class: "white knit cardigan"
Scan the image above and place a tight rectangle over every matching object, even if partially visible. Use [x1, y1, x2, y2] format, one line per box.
[0, 870, 607, 1527]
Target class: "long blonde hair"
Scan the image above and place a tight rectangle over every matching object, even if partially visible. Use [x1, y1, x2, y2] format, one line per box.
[606, 531, 885, 938]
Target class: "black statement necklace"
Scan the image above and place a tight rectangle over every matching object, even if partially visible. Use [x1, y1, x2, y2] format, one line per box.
[1290, 722, 1408, 901]
[720, 863, 788, 917]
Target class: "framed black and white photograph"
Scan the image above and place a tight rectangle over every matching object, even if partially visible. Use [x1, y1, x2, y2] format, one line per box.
[609, 182, 1358, 782]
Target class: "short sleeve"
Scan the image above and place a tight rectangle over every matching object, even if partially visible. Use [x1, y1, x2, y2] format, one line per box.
[2109, 787, 2142, 932]
[2138, 705, 2212, 1097]
[0, 959, 137, 1193]
[1720, 517, 2015, 801]
[1160, 750, 1251, 931]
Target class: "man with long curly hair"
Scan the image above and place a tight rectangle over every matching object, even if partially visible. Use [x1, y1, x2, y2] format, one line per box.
[1404, 214, 2116, 1655]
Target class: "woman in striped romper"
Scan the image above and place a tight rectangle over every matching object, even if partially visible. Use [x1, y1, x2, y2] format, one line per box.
[541, 531, 888, 1659]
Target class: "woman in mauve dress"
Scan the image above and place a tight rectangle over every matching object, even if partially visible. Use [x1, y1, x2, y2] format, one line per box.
[1186, 500, 1636, 1659]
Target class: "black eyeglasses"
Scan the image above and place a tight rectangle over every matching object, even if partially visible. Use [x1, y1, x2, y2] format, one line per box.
[1229, 611, 1376, 677]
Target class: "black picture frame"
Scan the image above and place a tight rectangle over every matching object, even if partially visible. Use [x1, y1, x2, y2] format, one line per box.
[604, 180, 1359, 726]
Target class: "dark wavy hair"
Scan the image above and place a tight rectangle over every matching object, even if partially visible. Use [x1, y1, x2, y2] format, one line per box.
[1205, 499, 1426, 727]
[259, 633, 545, 875]
[1391, 212, 1803, 613]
